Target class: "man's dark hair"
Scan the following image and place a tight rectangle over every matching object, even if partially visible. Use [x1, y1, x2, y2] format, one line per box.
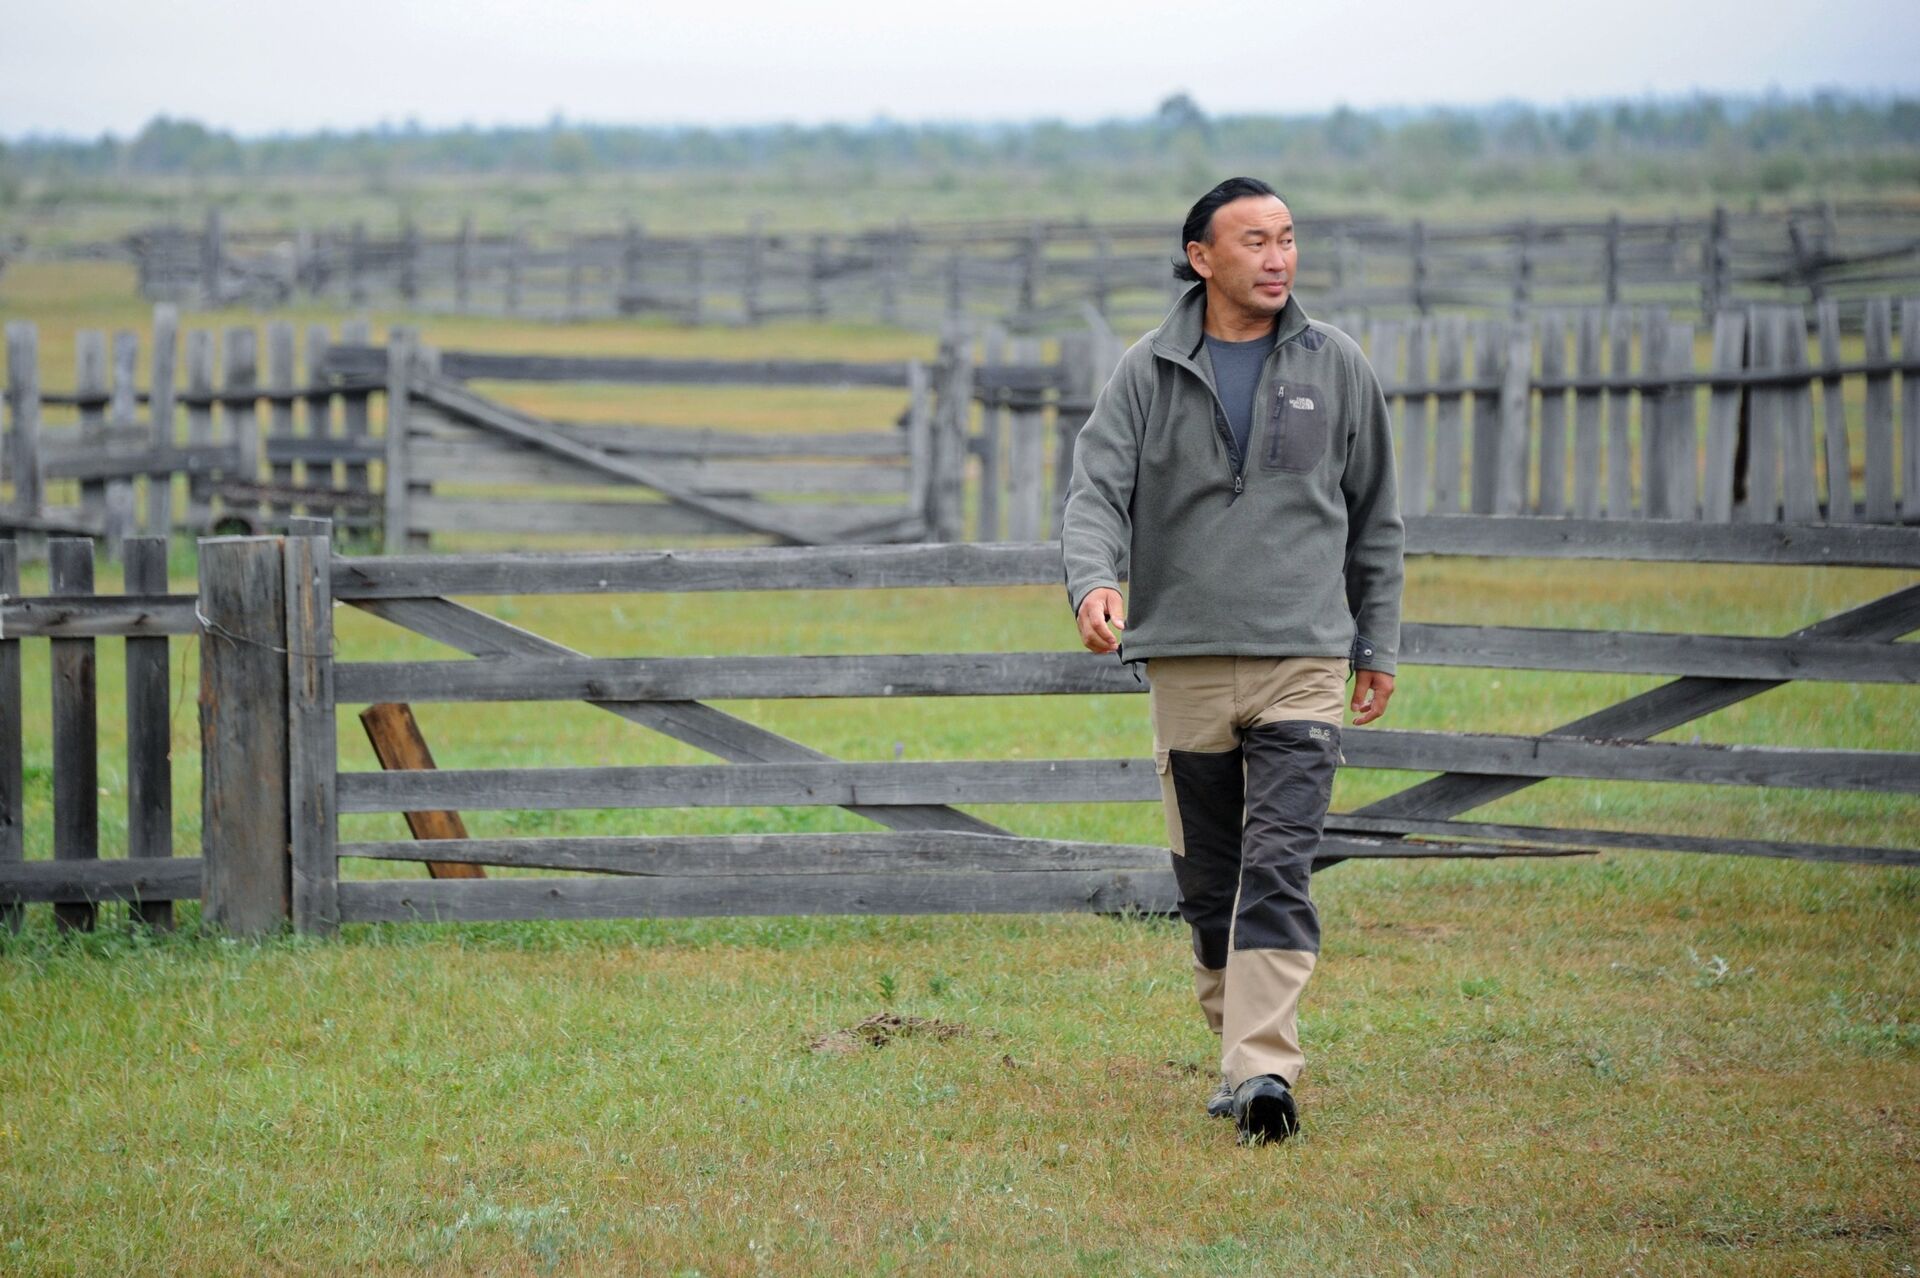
[1172, 176, 1281, 282]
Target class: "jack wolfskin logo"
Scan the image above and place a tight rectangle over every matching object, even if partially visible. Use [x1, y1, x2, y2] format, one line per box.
[1308, 726, 1331, 741]
[1289, 395, 1316, 411]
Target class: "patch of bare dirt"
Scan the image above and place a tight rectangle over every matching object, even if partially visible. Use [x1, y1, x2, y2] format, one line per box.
[808, 1012, 972, 1056]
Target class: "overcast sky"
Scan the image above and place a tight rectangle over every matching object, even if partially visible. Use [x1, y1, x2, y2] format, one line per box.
[6, 0, 1919, 139]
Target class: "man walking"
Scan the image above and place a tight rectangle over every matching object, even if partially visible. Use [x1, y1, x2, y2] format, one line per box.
[1061, 177, 1403, 1143]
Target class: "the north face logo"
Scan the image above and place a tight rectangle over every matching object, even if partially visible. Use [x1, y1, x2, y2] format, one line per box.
[1289, 396, 1316, 411]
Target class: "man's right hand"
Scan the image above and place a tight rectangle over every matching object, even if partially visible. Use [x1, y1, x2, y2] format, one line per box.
[1076, 587, 1127, 653]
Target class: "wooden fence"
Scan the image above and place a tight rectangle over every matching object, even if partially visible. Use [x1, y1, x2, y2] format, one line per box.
[318, 338, 941, 551]
[124, 202, 1920, 331]
[1, 311, 385, 553]
[0, 537, 195, 930]
[7, 299, 1919, 564]
[5, 523, 1913, 933]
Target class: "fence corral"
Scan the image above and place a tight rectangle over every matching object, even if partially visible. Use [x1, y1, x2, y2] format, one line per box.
[122, 203, 1920, 331]
[6, 298, 1919, 562]
[6, 524, 1911, 934]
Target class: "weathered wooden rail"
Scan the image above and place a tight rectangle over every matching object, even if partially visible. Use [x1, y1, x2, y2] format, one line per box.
[124, 202, 1920, 331]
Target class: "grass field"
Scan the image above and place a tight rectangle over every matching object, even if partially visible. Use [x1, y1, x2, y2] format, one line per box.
[1, 264, 1917, 1275]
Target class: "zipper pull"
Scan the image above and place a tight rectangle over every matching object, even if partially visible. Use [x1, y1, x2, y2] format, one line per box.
[1230, 474, 1244, 502]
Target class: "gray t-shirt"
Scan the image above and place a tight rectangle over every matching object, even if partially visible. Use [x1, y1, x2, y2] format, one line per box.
[1203, 328, 1279, 463]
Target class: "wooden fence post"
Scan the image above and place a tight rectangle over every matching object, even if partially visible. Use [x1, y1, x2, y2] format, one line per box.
[1470, 320, 1505, 515]
[184, 330, 216, 532]
[1570, 311, 1604, 520]
[285, 528, 337, 934]
[223, 326, 261, 527]
[1535, 314, 1566, 516]
[808, 235, 829, 321]
[49, 539, 97, 932]
[1401, 322, 1431, 517]
[687, 243, 706, 326]
[399, 218, 420, 306]
[1664, 319, 1702, 520]
[1008, 335, 1045, 542]
[1494, 324, 1534, 514]
[880, 225, 905, 328]
[505, 230, 524, 315]
[1861, 298, 1896, 523]
[384, 328, 416, 554]
[1703, 206, 1731, 318]
[1815, 301, 1853, 522]
[1017, 224, 1042, 322]
[1603, 214, 1622, 308]
[106, 330, 140, 550]
[339, 317, 374, 506]
[149, 305, 179, 536]
[0, 542, 20, 933]
[976, 329, 1004, 541]
[455, 215, 475, 311]
[1432, 316, 1468, 515]
[202, 209, 224, 306]
[1410, 219, 1429, 316]
[623, 220, 645, 313]
[199, 535, 291, 935]
[76, 332, 108, 537]
[565, 235, 584, 318]
[744, 216, 766, 325]
[1605, 308, 1634, 518]
[1052, 332, 1094, 540]
[1741, 306, 1777, 522]
[304, 322, 336, 507]
[946, 251, 965, 327]
[1640, 310, 1671, 519]
[348, 221, 367, 306]
[1776, 308, 1820, 523]
[268, 322, 297, 519]
[929, 336, 970, 542]
[1702, 309, 1748, 522]
[904, 360, 933, 536]
[124, 536, 173, 929]
[5, 323, 45, 555]
[1902, 298, 1920, 522]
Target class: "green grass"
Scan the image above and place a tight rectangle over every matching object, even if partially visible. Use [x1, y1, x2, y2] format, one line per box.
[2, 262, 1917, 1276]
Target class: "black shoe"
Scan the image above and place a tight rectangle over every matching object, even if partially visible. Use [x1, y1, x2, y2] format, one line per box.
[1205, 1077, 1233, 1119]
[1231, 1075, 1299, 1144]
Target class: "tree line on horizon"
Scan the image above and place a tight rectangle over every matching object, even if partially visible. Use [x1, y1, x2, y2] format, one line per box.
[3, 92, 1918, 206]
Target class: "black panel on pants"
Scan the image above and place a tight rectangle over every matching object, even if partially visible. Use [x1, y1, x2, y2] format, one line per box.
[1235, 720, 1341, 954]
[1166, 747, 1243, 971]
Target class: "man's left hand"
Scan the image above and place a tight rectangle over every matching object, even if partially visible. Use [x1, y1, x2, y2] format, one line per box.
[1350, 670, 1395, 726]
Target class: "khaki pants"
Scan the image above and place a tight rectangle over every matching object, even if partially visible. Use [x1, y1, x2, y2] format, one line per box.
[1147, 655, 1345, 1089]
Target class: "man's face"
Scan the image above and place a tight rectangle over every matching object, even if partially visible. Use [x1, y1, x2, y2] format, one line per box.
[1186, 196, 1297, 321]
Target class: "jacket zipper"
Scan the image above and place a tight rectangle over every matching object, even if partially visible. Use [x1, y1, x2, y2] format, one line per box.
[1209, 400, 1246, 504]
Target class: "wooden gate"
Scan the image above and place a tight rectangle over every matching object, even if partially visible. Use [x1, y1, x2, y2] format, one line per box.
[182, 519, 1920, 935]
[322, 339, 939, 551]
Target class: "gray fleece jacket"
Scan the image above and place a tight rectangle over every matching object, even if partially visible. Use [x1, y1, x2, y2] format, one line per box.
[1061, 286, 1405, 673]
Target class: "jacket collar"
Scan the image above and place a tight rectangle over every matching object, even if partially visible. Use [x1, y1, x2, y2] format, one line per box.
[1150, 283, 1312, 370]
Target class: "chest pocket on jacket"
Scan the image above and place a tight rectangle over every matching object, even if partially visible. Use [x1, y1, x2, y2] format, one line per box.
[1262, 380, 1329, 473]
